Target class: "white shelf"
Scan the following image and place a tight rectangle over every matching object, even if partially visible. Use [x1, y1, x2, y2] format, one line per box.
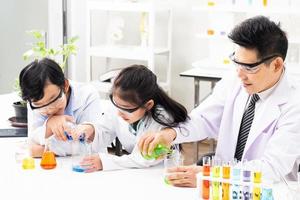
[88, 45, 170, 61]
[87, 1, 171, 12]
[86, 0, 173, 93]
[193, 5, 300, 15]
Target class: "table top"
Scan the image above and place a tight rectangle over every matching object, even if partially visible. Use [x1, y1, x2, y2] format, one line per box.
[0, 138, 197, 200]
[180, 66, 231, 79]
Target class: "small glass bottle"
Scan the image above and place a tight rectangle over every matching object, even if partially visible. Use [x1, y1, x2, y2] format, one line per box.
[163, 148, 182, 185]
[40, 139, 57, 170]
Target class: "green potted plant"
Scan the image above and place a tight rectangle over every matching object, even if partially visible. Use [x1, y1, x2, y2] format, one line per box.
[13, 30, 78, 122]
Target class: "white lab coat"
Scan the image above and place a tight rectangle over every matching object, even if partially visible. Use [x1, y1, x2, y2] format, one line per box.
[27, 81, 107, 155]
[174, 69, 300, 181]
[92, 102, 171, 171]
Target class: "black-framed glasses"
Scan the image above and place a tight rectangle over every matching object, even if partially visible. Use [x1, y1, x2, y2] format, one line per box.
[29, 89, 63, 110]
[229, 52, 280, 74]
[109, 94, 143, 114]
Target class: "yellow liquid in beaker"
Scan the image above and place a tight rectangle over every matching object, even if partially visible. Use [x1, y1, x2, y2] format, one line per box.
[22, 157, 35, 169]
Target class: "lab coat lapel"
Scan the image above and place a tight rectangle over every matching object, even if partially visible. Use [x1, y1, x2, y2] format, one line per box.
[232, 87, 249, 147]
[243, 72, 289, 155]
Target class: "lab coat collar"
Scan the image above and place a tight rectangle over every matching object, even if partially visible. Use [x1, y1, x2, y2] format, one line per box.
[66, 81, 82, 113]
[243, 71, 290, 157]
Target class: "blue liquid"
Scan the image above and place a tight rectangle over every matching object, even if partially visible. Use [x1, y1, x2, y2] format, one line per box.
[72, 165, 85, 172]
[261, 188, 273, 200]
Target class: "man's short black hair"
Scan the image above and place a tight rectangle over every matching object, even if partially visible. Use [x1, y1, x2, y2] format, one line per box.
[228, 15, 288, 61]
[19, 58, 65, 102]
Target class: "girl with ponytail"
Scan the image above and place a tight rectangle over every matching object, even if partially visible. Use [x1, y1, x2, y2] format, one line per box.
[73, 65, 188, 172]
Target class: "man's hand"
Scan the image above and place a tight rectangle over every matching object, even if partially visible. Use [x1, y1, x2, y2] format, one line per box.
[81, 154, 103, 173]
[138, 128, 177, 157]
[46, 115, 74, 141]
[165, 165, 202, 188]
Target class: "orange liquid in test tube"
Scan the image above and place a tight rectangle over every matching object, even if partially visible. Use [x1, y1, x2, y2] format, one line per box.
[202, 180, 210, 199]
[203, 164, 210, 176]
[202, 164, 210, 199]
[222, 165, 231, 200]
[40, 151, 57, 169]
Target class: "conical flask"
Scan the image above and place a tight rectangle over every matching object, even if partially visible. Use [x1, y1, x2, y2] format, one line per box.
[40, 138, 57, 170]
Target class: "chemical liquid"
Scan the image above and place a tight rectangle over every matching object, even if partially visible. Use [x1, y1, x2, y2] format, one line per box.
[202, 180, 210, 199]
[253, 171, 262, 183]
[143, 144, 171, 160]
[40, 151, 56, 169]
[22, 157, 35, 169]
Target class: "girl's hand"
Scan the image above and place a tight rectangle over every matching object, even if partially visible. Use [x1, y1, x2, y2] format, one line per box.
[81, 154, 103, 173]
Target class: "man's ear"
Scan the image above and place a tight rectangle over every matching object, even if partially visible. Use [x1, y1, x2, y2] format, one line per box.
[145, 99, 154, 111]
[272, 57, 284, 72]
[64, 79, 70, 93]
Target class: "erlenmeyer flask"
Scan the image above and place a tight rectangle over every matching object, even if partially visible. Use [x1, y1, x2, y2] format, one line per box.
[40, 139, 57, 170]
[143, 144, 172, 160]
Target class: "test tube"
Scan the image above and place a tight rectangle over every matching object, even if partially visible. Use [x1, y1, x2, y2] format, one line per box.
[242, 161, 251, 200]
[253, 163, 262, 200]
[261, 182, 274, 200]
[202, 156, 211, 200]
[231, 160, 242, 200]
[212, 157, 221, 200]
[222, 161, 231, 200]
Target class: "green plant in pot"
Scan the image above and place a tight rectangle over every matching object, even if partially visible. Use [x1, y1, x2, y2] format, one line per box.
[13, 30, 78, 122]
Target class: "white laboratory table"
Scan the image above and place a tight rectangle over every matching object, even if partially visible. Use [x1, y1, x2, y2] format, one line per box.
[0, 139, 299, 200]
[0, 138, 197, 200]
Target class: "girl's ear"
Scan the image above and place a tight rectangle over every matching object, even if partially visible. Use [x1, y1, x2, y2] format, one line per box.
[145, 99, 154, 111]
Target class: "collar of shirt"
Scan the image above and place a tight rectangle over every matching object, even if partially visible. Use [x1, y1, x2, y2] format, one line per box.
[257, 68, 285, 102]
[64, 83, 74, 116]
[128, 114, 151, 136]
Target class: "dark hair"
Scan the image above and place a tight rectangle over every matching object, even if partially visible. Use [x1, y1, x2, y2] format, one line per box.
[228, 15, 288, 61]
[112, 65, 188, 127]
[19, 58, 65, 102]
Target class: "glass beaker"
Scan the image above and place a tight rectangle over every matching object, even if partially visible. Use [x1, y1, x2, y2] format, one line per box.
[15, 140, 29, 163]
[71, 138, 92, 173]
[163, 147, 182, 185]
[40, 139, 57, 170]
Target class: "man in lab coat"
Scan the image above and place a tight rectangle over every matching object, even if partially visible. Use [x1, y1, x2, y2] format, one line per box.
[138, 15, 300, 187]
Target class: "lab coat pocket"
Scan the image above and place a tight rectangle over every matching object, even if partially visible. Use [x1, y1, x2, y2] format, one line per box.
[246, 120, 277, 160]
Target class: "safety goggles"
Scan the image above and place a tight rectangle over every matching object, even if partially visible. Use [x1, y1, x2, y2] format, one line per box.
[109, 94, 143, 114]
[229, 52, 280, 74]
[29, 89, 64, 111]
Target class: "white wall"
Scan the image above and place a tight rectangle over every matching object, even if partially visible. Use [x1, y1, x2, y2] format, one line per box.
[0, 0, 48, 94]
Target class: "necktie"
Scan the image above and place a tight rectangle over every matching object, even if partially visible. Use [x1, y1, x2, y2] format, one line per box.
[234, 94, 260, 161]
